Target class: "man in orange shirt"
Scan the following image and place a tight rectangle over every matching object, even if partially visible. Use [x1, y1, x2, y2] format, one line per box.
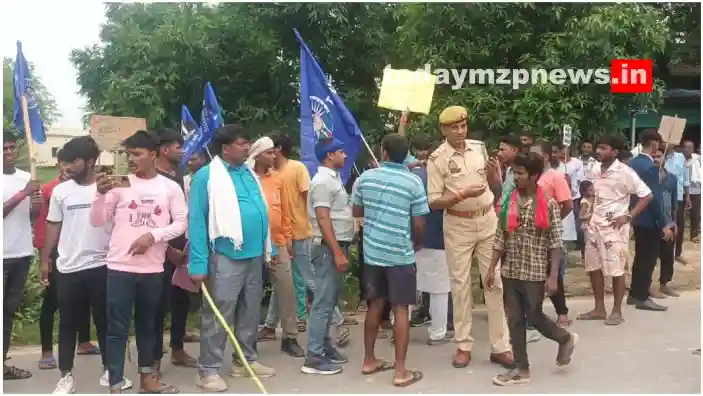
[247, 137, 305, 357]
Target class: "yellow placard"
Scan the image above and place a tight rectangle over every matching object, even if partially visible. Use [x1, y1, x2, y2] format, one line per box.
[377, 67, 436, 115]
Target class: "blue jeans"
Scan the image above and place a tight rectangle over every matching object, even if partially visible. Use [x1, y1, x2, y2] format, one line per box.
[291, 238, 314, 320]
[105, 270, 163, 390]
[306, 243, 347, 357]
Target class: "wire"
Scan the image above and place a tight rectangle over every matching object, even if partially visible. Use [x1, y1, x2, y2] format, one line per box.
[201, 284, 268, 394]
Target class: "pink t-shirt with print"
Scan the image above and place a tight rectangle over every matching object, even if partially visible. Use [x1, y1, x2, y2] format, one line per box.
[90, 174, 188, 274]
[538, 168, 572, 203]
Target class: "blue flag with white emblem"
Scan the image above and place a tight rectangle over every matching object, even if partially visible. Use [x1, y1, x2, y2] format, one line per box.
[13, 41, 46, 144]
[294, 29, 362, 183]
[179, 104, 201, 168]
[200, 82, 223, 147]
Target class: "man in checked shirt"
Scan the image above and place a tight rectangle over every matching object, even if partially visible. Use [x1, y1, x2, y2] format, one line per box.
[485, 152, 578, 386]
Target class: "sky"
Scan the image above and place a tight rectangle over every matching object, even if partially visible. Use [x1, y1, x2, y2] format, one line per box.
[2, 1, 106, 129]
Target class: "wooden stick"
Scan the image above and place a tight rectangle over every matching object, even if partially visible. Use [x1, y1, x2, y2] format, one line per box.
[19, 95, 36, 178]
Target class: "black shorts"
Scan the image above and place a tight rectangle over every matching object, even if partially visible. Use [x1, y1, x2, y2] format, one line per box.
[361, 264, 416, 306]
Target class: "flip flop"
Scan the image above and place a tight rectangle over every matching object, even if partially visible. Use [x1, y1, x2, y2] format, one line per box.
[76, 345, 101, 355]
[604, 314, 625, 326]
[576, 312, 606, 321]
[3, 366, 32, 380]
[362, 360, 395, 375]
[139, 384, 179, 394]
[337, 327, 351, 348]
[171, 357, 198, 368]
[393, 370, 423, 387]
[38, 356, 57, 370]
[342, 316, 358, 326]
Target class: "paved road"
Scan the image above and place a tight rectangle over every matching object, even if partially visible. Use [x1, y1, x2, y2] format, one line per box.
[4, 292, 701, 394]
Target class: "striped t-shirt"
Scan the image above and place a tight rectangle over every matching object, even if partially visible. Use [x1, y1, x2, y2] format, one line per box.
[352, 162, 429, 267]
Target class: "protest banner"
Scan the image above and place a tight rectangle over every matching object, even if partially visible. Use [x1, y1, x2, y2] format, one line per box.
[657, 115, 687, 145]
[90, 115, 147, 152]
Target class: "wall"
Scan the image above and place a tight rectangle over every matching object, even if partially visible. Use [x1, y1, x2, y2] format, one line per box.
[36, 128, 115, 167]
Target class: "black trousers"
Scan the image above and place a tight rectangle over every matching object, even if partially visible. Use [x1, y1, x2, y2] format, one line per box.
[40, 259, 92, 352]
[629, 227, 662, 301]
[503, 277, 571, 370]
[690, 194, 701, 240]
[56, 266, 108, 373]
[3, 256, 31, 361]
[154, 263, 191, 360]
[415, 292, 455, 329]
[659, 238, 676, 285]
[357, 230, 391, 321]
[675, 201, 685, 257]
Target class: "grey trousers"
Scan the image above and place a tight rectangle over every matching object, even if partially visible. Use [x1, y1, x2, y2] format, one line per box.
[198, 254, 264, 377]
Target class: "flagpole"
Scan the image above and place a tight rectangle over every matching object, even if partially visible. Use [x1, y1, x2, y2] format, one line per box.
[359, 134, 379, 167]
[19, 95, 36, 178]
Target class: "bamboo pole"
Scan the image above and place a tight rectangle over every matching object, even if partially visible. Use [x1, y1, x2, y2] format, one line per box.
[19, 95, 36, 178]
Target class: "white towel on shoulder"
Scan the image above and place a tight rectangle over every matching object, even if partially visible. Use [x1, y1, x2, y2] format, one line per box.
[207, 155, 272, 262]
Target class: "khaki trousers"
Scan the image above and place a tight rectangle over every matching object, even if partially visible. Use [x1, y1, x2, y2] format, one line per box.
[267, 245, 299, 338]
[443, 210, 511, 353]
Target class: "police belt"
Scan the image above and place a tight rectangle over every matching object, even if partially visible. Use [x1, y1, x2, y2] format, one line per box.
[447, 206, 492, 219]
[313, 236, 351, 248]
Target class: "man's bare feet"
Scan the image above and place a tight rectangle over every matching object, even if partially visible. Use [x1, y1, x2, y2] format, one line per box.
[576, 309, 606, 321]
[556, 315, 572, 328]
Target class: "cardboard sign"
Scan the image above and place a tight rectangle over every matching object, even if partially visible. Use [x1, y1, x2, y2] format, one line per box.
[657, 115, 687, 145]
[377, 67, 436, 114]
[90, 115, 147, 151]
[562, 124, 573, 147]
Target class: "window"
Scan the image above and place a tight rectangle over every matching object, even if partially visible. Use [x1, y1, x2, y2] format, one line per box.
[51, 147, 60, 157]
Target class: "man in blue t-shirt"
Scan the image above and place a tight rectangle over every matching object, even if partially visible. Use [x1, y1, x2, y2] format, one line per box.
[408, 141, 455, 343]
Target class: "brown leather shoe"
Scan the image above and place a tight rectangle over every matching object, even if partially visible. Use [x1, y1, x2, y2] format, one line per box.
[452, 349, 471, 368]
[490, 351, 515, 369]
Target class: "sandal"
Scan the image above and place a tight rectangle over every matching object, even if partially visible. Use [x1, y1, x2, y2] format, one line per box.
[604, 314, 625, 326]
[77, 345, 101, 355]
[38, 356, 57, 370]
[576, 311, 606, 321]
[342, 316, 358, 326]
[393, 370, 423, 387]
[492, 369, 530, 386]
[139, 384, 179, 394]
[297, 320, 307, 332]
[362, 359, 395, 375]
[171, 356, 198, 368]
[3, 365, 32, 380]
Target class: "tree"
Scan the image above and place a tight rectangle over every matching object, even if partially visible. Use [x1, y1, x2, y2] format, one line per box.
[71, 3, 674, 150]
[3, 57, 60, 133]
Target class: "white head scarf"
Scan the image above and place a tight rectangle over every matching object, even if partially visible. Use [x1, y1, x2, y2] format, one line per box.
[246, 136, 275, 170]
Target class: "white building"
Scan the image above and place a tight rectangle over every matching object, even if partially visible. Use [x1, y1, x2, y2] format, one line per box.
[36, 128, 115, 167]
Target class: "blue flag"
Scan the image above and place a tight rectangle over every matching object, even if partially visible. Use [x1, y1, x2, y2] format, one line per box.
[179, 104, 202, 168]
[13, 41, 46, 144]
[200, 82, 224, 147]
[294, 29, 362, 183]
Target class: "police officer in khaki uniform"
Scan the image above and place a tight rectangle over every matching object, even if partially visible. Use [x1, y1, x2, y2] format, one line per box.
[427, 106, 514, 369]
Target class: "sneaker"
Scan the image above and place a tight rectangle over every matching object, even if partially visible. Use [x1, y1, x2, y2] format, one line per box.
[196, 373, 228, 392]
[99, 370, 133, 390]
[526, 329, 541, 344]
[427, 330, 454, 346]
[301, 356, 342, 375]
[52, 373, 76, 394]
[230, 361, 276, 378]
[324, 347, 348, 364]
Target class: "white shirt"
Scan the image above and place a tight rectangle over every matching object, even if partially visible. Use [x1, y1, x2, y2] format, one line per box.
[3, 169, 34, 258]
[47, 180, 111, 274]
[564, 157, 585, 199]
[581, 156, 600, 181]
[686, 153, 701, 195]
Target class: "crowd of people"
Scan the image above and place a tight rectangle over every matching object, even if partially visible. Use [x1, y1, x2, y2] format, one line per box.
[2, 105, 700, 393]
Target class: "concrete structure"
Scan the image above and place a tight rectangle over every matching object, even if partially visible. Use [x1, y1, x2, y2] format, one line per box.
[36, 128, 115, 167]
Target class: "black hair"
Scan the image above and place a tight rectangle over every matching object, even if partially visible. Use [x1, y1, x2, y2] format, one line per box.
[382, 133, 409, 164]
[513, 152, 545, 178]
[579, 180, 593, 197]
[537, 141, 553, 158]
[596, 135, 626, 151]
[154, 128, 183, 147]
[581, 139, 593, 146]
[500, 135, 521, 149]
[272, 133, 293, 157]
[4, 130, 18, 143]
[210, 124, 251, 155]
[122, 130, 159, 151]
[638, 129, 662, 148]
[56, 148, 67, 162]
[211, 124, 250, 156]
[551, 141, 565, 151]
[618, 149, 633, 161]
[412, 136, 431, 151]
[62, 136, 100, 164]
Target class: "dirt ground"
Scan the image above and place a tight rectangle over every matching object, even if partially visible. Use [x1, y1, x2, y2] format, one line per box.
[564, 239, 701, 297]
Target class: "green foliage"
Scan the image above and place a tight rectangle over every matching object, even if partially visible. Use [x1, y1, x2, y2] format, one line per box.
[69, 3, 690, 149]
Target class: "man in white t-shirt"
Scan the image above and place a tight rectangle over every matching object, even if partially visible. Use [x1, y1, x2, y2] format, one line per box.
[3, 132, 41, 381]
[41, 136, 132, 394]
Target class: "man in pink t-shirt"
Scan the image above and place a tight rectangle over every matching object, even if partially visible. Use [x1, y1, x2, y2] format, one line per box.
[91, 131, 187, 394]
